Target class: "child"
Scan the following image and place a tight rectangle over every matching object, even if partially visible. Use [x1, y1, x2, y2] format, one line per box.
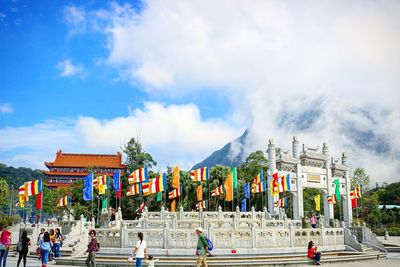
[145, 255, 159, 267]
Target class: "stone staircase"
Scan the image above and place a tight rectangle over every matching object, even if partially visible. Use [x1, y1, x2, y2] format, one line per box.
[54, 250, 386, 266]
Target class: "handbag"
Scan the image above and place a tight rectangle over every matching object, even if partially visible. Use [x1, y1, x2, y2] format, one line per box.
[127, 255, 134, 263]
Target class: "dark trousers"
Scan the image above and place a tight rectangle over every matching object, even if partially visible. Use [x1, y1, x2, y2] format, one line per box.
[85, 252, 96, 267]
[17, 251, 28, 267]
[313, 252, 321, 262]
[0, 249, 9, 267]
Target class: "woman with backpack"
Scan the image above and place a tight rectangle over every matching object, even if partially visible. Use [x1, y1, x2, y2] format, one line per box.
[16, 230, 30, 267]
[85, 230, 99, 267]
[38, 231, 53, 267]
[132, 232, 147, 267]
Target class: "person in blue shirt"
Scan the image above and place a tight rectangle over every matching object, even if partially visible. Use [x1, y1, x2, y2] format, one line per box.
[38, 232, 53, 267]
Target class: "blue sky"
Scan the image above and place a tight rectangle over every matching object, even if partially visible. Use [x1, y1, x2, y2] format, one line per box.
[1, 0, 399, 184]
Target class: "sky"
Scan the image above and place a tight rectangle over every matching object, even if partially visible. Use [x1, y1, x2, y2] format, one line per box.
[0, 0, 399, 184]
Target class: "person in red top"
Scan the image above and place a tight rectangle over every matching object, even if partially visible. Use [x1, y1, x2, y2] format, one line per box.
[307, 240, 321, 265]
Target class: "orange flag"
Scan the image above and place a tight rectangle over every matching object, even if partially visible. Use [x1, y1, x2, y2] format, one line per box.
[224, 172, 233, 202]
[172, 166, 180, 189]
[171, 199, 176, 212]
[196, 184, 203, 201]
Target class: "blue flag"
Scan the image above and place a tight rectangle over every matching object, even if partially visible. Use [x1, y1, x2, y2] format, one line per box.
[113, 170, 121, 191]
[241, 198, 247, 212]
[162, 173, 167, 188]
[83, 173, 93, 201]
[244, 183, 250, 199]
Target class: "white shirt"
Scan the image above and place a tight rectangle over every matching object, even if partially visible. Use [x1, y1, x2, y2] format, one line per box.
[135, 240, 147, 258]
[145, 258, 159, 267]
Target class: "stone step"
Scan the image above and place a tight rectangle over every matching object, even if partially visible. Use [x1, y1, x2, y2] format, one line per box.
[55, 251, 385, 266]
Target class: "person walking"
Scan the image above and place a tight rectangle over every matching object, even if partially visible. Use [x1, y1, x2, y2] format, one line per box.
[310, 213, 318, 228]
[85, 230, 99, 267]
[0, 226, 11, 267]
[109, 208, 116, 228]
[36, 228, 45, 261]
[38, 231, 52, 267]
[54, 228, 63, 258]
[17, 230, 31, 267]
[132, 232, 147, 267]
[195, 227, 208, 267]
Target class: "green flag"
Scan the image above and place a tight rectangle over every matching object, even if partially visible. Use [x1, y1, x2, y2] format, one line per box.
[232, 167, 238, 190]
[157, 191, 162, 202]
[101, 197, 107, 209]
[333, 179, 341, 202]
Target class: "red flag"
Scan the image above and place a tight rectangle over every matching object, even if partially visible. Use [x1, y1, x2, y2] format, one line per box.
[116, 180, 122, 199]
[35, 192, 43, 210]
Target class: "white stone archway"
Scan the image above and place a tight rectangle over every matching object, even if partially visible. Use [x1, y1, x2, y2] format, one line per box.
[267, 137, 353, 225]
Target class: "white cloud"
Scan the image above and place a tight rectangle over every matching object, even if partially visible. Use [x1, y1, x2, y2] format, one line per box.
[62, 5, 86, 36]
[0, 102, 241, 171]
[0, 103, 13, 114]
[56, 59, 84, 78]
[85, 0, 400, 183]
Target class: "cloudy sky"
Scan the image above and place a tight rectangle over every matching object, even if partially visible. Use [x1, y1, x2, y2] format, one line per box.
[1, 0, 399, 184]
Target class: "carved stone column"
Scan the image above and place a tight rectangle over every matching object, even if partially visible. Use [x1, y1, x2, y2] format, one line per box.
[342, 153, 353, 224]
[267, 139, 277, 215]
[323, 143, 334, 225]
[292, 136, 300, 159]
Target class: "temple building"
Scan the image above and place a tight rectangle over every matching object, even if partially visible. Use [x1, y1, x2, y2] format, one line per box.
[44, 150, 126, 188]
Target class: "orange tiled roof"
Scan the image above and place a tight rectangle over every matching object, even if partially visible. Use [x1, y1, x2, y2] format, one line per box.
[45, 150, 125, 168]
[43, 171, 116, 176]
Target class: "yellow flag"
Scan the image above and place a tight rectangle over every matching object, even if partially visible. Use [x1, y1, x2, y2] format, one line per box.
[98, 184, 106, 195]
[224, 172, 233, 202]
[314, 194, 320, 211]
[172, 166, 180, 189]
[18, 196, 25, 208]
[171, 199, 176, 212]
[196, 184, 203, 201]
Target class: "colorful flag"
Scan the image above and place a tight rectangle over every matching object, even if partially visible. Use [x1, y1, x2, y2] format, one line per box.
[327, 194, 337, 204]
[190, 167, 209, 181]
[232, 167, 238, 190]
[196, 200, 208, 210]
[333, 178, 341, 202]
[280, 174, 291, 192]
[196, 184, 203, 201]
[350, 190, 357, 208]
[252, 169, 263, 184]
[211, 184, 225, 197]
[274, 197, 287, 207]
[241, 198, 247, 212]
[126, 183, 141, 196]
[314, 194, 321, 211]
[243, 183, 250, 199]
[113, 170, 121, 191]
[251, 181, 266, 193]
[168, 187, 180, 199]
[355, 185, 362, 198]
[83, 173, 93, 201]
[98, 184, 106, 195]
[18, 184, 29, 203]
[101, 197, 107, 209]
[172, 166, 180, 188]
[224, 171, 233, 201]
[136, 203, 145, 212]
[25, 180, 42, 196]
[142, 174, 166, 196]
[116, 180, 122, 199]
[157, 192, 162, 202]
[35, 192, 43, 210]
[94, 175, 107, 190]
[128, 167, 148, 184]
[271, 172, 280, 196]
[57, 195, 70, 207]
[171, 199, 176, 212]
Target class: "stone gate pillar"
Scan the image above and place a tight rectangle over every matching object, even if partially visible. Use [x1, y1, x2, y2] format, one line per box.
[341, 153, 353, 225]
[267, 139, 277, 215]
[292, 137, 303, 219]
[323, 143, 334, 225]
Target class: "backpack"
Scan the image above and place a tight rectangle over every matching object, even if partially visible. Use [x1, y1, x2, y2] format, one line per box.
[16, 240, 23, 252]
[204, 236, 214, 251]
[96, 242, 100, 252]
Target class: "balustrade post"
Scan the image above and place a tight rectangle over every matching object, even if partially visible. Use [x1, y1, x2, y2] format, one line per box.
[161, 206, 165, 220]
[251, 221, 256, 249]
[179, 205, 184, 220]
[261, 217, 265, 229]
[218, 206, 222, 220]
[232, 213, 237, 230]
[321, 220, 326, 246]
[163, 221, 168, 249]
[289, 222, 294, 247]
[121, 224, 127, 248]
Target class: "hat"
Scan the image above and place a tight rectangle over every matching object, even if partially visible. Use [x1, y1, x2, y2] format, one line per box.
[195, 227, 204, 233]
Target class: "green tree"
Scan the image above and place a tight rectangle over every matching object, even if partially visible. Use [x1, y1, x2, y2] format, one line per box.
[351, 168, 370, 191]
[0, 179, 10, 214]
[122, 138, 157, 172]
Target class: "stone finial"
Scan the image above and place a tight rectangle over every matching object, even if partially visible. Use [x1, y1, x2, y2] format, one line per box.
[341, 152, 348, 166]
[251, 206, 255, 212]
[322, 142, 329, 156]
[269, 139, 275, 145]
[218, 206, 222, 213]
[236, 206, 240, 212]
[292, 136, 300, 159]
